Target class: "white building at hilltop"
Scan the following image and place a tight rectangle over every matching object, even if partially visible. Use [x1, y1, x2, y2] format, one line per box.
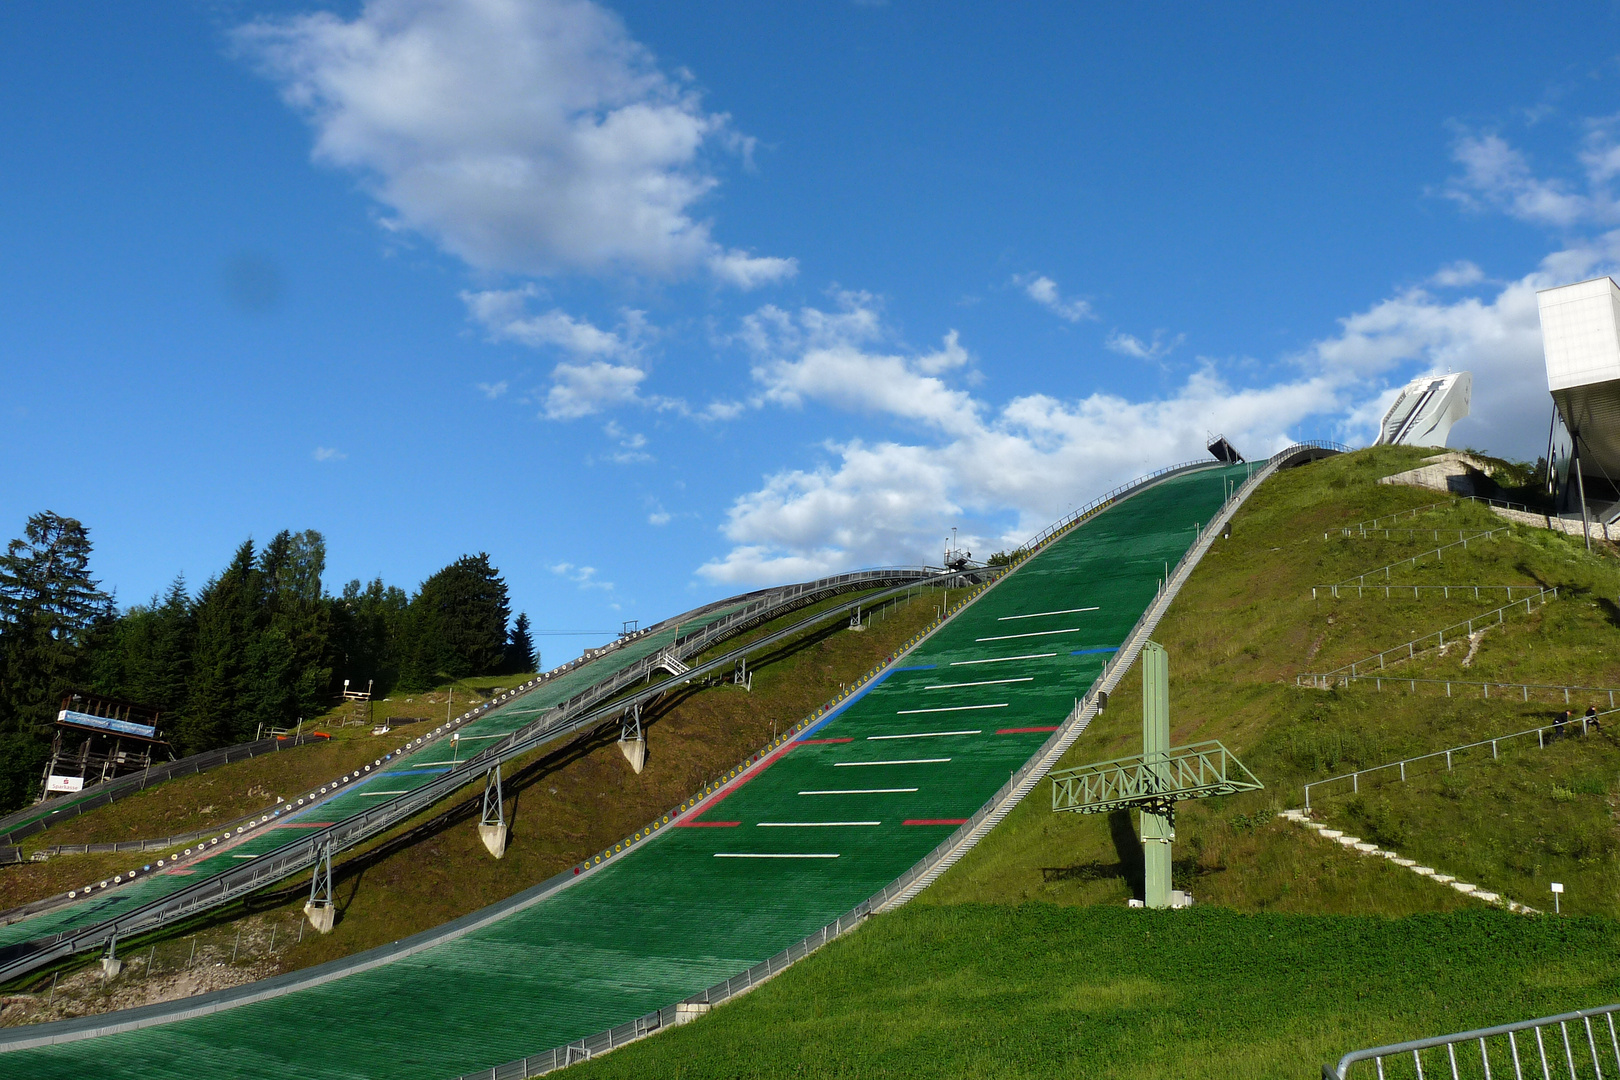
[1538, 278, 1620, 507]
[1375, 371, 1471, 448]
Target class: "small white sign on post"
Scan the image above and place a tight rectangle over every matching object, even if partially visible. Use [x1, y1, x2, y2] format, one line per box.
[1551, 882, 1565, 914]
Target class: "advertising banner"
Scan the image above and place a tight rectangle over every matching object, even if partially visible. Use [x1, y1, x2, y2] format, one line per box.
[46, 774, 85, 794]
[56, 709, 156, 739]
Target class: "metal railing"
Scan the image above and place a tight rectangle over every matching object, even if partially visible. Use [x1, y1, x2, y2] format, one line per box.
[1312, 584, 1544, 601]
[0, 734, 331, 845]
[1294, 673, 1620, 706]
[1302, 711, 1614, 811]
[1337, 493, 1548, 535]
[1324, 1002, 1620, 1079]
[1300, 588, 1559, 682]
[1326, 529, 1511, 589]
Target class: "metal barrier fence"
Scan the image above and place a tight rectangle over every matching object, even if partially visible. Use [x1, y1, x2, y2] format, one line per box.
[1324, 1002, 1620, 1079]
[1300, 588, 1559, 682]
[1302, 711, 1614, 811]
[0, 734, 332, 846]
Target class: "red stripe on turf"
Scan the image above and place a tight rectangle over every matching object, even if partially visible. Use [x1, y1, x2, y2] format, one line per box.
[796, 737, 854, 744]
[674, 820, 741, 828]
[996, 726, 1059, 734]
[904, 818, 969, 826]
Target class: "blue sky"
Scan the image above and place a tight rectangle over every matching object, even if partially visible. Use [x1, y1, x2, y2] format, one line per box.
[5, 1, 1620, 657]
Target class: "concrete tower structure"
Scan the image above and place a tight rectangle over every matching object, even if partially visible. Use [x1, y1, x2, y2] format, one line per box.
[1375, 372, 1471, 448]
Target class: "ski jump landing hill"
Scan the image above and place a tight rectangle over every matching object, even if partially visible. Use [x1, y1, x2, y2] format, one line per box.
[0, 444, 1340, 1080]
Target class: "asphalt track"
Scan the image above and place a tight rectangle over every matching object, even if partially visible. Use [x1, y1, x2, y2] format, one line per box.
[0, 600, 748, 952]
[3, 464, 1245, 1080]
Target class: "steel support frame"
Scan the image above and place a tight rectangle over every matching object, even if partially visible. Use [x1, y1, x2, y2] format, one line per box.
[480, 765, 505, 831]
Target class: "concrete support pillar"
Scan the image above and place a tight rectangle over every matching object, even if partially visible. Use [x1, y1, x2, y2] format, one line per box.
[303, 901, 335, 934]
[478, 823, 508, 859]
[618, 736, 646, 774]
[1139, 641, 1175, 910]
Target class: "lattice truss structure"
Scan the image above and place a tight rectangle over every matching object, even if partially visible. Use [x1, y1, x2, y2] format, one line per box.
[1050, 740, 1262, 816]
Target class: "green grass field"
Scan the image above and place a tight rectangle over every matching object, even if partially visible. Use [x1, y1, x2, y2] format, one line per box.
[566, 905, 1620, 1080]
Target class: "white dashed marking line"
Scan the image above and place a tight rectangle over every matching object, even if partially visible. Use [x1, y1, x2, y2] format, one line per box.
[868, 730, 981, 740]
[714, 853, 840, 859]
[896, 704, 1008, 714]
[834, 758, 951, 767]
[976, 628, 1082, 642]
[925, 677, 1033, 690]
[950, 653, 1055, 666]
[997, 606, 1098, 621]
[756, 821, 880, 827]
[798, 788, 918, 795]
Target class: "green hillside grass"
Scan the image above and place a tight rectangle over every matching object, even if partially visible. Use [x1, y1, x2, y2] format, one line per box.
[565, 906, 1620, 1080]
[561, 447, 1620, 1077]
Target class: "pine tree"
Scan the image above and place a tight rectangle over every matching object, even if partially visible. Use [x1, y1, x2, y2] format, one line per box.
[332, 577, 409, 695]
[182, 541, 259, 752]
[399, 554, 510, 688]
[505, 611, 535, 674]
[92, 575, 194, 718]
[0, 512, 115, 811]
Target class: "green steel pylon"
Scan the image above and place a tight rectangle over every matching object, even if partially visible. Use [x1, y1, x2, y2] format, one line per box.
[1050, 641, 1263, 909]
[1140, 642, 1175, 908]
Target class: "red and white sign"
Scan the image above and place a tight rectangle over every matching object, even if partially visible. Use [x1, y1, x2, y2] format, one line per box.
[46, 774, 84, 794]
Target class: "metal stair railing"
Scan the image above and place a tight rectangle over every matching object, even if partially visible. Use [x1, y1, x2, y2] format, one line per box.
[1312, 583, 1543, 600]
[1324, 528, 1512, 589]
[1301, 587, 1559, 683]
[1293, 673, 1620, 706]
[1335, 492, 1549, 535]
[1302, 708, 1617, 811]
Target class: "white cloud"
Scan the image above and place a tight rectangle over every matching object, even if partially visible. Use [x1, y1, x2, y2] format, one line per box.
[1430, 261, 1485, 288]
[550, 561, 613, 590]
[708, 248, 799, 290]
[476, 379, 509, 399]
[462, 286, 635, 357]
[545, 360, 647, 419]
[1015, 273, 1094, 322]
[648, 509, 671, 525]
[313, 446, 347, 461]
[1105, 330, 1185, 361]
[602, 420, 652, 463]
[236, 0, 791, 285]
[1443, 128, 1620, 228]
[461, 285, 678, 420]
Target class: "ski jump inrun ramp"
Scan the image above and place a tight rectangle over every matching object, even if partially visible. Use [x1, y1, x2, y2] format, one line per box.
[0, 447, 1334, 1080]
